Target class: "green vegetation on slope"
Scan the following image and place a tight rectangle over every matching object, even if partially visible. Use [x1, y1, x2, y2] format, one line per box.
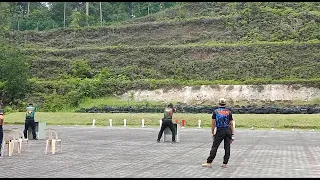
[0, 2, 319, 111]
[7, 3, 320, 49]
[129, 2, 320, 43]
[23, 42, 320, 81]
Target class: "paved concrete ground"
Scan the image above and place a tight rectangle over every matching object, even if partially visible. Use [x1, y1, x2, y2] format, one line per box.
[1, 125, 320, 178]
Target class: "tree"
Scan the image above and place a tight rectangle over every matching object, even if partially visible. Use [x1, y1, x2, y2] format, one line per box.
[49, 2, 72, 28]
[3, 2, 178, 31]
[70, 11, 81, 28]
[86, 2, 89, 16]
[86, 2, 89, 25]
[0, 4, 29, 105]
[70, 60, 92, 78]
[0, 2, 11, 32]
[128, 2, 134, 18]
[0, 41, 29, 106]
[28, 8, 54, 31]
[64, 2, 66, 27]
[160, 2, 164, 10]
[100, 2, 102, 26]
[27, 2, 30, 17]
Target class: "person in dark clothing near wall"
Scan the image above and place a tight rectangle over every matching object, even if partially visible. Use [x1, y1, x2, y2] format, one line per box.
[0, 109, 4, 157]
[202, 98, 235, 168]
[157, 103, 177, 143]
[23, 103, 37, 140]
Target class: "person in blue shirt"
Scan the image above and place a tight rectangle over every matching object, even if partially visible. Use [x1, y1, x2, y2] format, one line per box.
[23, 103, 37, 140]
[202, 98, 235, 168]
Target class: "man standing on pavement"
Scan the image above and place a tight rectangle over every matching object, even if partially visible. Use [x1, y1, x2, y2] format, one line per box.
[157, 103, 177, 143]
[0, 109, 4, 157]
[23, 103, 37, 140]
[202, 98, 235, 168]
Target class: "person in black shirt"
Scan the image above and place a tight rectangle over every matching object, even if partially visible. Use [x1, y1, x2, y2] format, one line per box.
[157, 103, 176, 143]
[0, 109, 4, 157]
[202, 98, 235, 168]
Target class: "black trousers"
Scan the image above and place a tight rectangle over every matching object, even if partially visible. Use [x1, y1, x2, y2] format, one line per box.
[24, 119, 37, 139]
[157, 120, 176, 141]
[207, 127, 232, 164]
[0, 126, 3, 155]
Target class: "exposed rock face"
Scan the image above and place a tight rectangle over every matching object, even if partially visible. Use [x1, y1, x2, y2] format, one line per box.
[76, 84, 320, 114]
[120, 84, 320, 104]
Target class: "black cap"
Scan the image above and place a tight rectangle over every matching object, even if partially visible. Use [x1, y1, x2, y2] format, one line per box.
[0, 109, 4, 115]
[167, 103, 173, 108]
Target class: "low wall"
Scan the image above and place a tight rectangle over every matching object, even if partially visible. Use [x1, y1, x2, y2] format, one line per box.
[76, 105, 320, 114]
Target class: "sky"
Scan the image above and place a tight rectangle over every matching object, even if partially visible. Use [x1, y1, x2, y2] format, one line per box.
[41, 2, 50, 7]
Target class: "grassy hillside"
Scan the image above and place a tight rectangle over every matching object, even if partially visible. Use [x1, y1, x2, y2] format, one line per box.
[23, 41, 320, 80]
[7, 2, 320, 49]
[3, 2, 320, 111]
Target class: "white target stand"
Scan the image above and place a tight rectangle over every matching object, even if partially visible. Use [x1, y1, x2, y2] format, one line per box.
[141, 119, 145, 128]
[162, 123, 180, 143]
[197, 120, 201, 128]
[109, 119, 112, 127]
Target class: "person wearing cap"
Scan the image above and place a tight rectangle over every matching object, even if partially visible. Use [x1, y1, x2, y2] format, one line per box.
[202, 98, 235, 168]
[23, 103, 37, 140]
[0, 110, 4, 157]
[157, 103, 177, 143]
